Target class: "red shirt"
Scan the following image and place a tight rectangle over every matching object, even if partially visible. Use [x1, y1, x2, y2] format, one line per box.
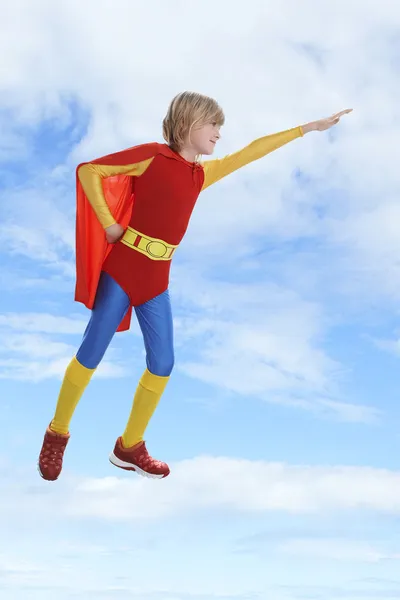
[102, 148, 205, 306]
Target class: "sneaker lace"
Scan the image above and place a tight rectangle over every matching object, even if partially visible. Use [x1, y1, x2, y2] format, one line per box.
[138, 448, 164, 468]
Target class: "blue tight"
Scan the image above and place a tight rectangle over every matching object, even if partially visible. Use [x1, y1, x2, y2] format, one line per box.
[76, 272, 174, 376]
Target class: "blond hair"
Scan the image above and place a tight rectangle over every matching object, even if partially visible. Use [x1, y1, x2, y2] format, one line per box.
[162, 91, 225, 153]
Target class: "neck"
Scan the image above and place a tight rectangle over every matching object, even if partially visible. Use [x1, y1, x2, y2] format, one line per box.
[177, 146, 198, 163]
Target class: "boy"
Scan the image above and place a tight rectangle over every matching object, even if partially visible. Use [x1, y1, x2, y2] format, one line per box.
[38, 91, 352, 481]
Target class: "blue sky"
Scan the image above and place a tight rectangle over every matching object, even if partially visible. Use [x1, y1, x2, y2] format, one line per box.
[1, 1, 400, 599]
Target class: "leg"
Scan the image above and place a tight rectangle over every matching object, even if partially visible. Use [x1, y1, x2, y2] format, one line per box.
[76, 271, 132, 370]
[51, 271, 131, 433]
[135, 287, 175, 377]
[109, 289, 174, 478]
[38, 272, 130, 481]
[123, 288, 174, 445]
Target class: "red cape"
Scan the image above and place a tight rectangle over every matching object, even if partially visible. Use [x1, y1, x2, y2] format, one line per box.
[74, 142, 163, 332]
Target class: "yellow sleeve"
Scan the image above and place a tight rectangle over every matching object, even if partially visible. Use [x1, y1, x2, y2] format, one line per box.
[77, 157, 154, 229]
[201, 126, 304, 191]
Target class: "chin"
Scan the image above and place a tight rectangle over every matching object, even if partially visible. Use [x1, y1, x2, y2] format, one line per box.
[203, 146, 215, 156]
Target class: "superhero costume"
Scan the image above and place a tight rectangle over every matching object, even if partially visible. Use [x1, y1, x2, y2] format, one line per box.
[38, 125, 304, 481]
[75, 126, 304, 330]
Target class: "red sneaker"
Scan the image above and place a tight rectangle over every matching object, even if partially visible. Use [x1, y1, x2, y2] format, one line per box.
[38, 425, 70, 481]
[109, 438, 170, 479]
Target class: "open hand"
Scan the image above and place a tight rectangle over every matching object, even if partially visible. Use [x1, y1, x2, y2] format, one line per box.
[302, 109, 353, 134]
[314, 109, 353, 131]
[105, 223, 124, 244]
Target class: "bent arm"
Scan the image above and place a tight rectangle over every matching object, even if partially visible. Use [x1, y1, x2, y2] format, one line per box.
[201, 125, 304, 191]
[77, 158, 154, 228]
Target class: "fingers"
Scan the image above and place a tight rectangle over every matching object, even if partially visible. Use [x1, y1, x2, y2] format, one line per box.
[332, 108, 353, 118]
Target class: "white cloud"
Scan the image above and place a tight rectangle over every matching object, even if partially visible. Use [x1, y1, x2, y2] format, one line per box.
[0, 313, 86, 334]
[0, 0, 398, 309]
[171, 270, 377, 422]
[278, 538, 400, 563]
[1, 0, 394, 422]
[8, 458, 397, 522]
[0, 266, 378, 420]
[0, 355, 110, 382]
[0, 270, 72, 293]
[0, 313, 129, 381]
[2, 4, 400, 600]
[2, 457, 400, 599]
[1, 0, 396, 291]
[0, 176, 75, 279]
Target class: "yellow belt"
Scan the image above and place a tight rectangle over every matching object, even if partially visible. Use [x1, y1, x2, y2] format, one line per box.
[120, 226, 177, 261]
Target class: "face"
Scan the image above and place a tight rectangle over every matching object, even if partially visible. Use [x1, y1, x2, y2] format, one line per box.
[189, 120, 221, 155]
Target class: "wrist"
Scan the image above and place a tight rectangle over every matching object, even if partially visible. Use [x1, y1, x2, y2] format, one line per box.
[105, 221, 117, 230]
[301, 122, 316, 134]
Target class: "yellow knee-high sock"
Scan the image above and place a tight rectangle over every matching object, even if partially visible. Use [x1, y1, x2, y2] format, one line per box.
[50, 356, 95, 435]
[122, 368, 170, 448]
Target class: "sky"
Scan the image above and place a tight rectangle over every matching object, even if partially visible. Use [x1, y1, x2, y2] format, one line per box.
[1, 0, 400, 598]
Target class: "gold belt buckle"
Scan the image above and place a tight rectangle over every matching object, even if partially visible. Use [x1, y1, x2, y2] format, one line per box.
[121, 227, 177, 261]
[146, 240, 169, 258]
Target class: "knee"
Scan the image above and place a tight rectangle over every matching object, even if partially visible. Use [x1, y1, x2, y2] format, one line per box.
[76, 346, 104, 370]
[147, 350, 175, 377]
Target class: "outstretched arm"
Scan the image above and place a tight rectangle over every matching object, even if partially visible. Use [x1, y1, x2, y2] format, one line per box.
[201, 109, 353, 191]
[200, 126, 303, 191]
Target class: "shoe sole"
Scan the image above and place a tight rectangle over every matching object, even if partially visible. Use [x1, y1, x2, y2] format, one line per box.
[37, 454, 169, 480]
[108, 452, 169, 479]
